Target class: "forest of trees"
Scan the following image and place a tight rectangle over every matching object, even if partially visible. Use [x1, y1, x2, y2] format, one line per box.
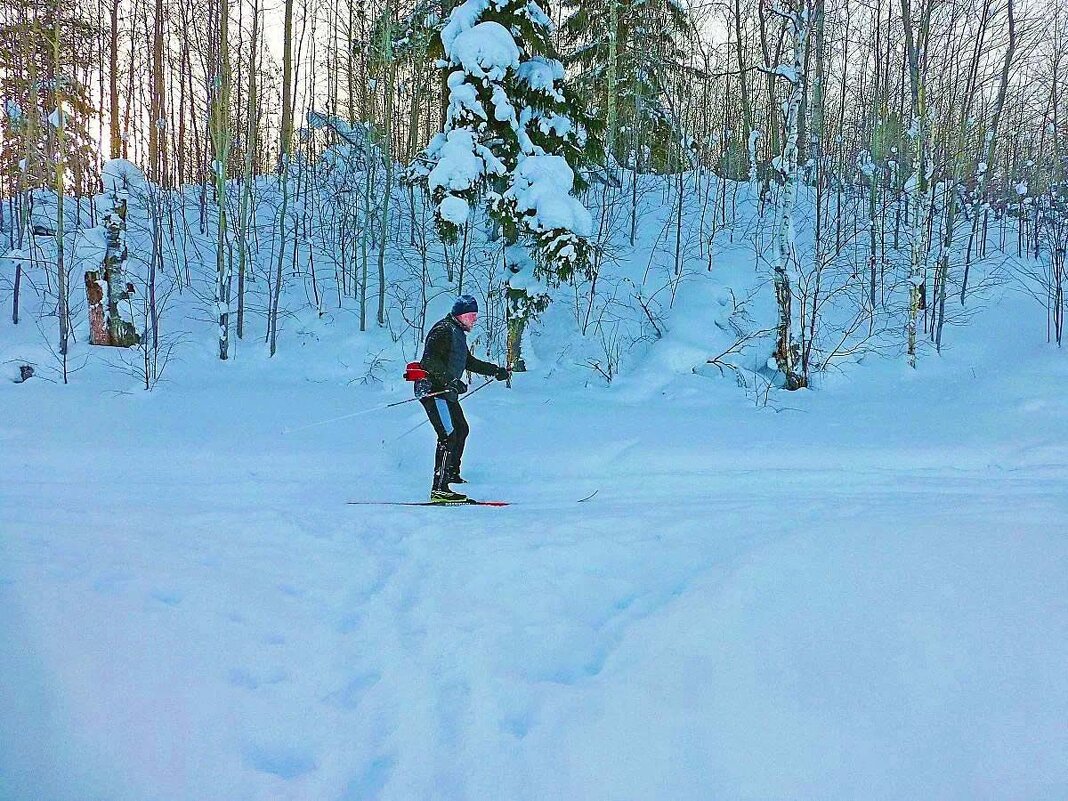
[0, 0, 1065, 388]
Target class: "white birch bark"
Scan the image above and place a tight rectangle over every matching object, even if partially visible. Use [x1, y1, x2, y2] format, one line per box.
[769, 0, 809, 390]
[901, 0, 933, 367]
[213, 0, 232, 360]
[236, 0, 259, 340]
[52, 20, 69, 368]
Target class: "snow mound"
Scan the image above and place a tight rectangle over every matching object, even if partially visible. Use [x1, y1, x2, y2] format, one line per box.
[438, 195, 470, 226]
[101, 159, 148, 194]
[517, 57, 565, 100]
[440, 0, 490, 51]
[450, 21, 520, 80]
[427, 129, 505, 195]
[508, 155, 591, 236]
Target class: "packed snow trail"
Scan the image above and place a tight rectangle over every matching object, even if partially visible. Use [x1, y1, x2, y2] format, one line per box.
[2, 357, 1067, 801]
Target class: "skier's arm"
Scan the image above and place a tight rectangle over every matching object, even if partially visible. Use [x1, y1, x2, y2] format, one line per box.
[421, 327, 452, 386]
[465, 351, 500, 377]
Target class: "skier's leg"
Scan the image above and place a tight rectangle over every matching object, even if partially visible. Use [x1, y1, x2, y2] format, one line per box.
[421, 397, 454, 491]
[433, 441, 451, 492]
[447, 399, 469, 478]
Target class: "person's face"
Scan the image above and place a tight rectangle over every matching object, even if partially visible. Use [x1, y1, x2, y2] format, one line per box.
[457, 311, 478, 331]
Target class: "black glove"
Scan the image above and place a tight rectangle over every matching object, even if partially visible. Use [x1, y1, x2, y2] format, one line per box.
[494, 366, 511, 381]
[448, 378, 467, 394]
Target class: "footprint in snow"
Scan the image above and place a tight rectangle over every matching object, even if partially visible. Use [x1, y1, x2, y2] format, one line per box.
[244, 743, 316, 780]
[533, 640, 614, 685]
[150, 588, 183, 606]
[93, 572, 134, 595]
[337, 612, 364, 634]
[435, 680, 471, 743]
[322, 671, 381, 710]
[501, 713, 533, 739]
[227, 666, 288, 690]
[339, 755, 395, 801]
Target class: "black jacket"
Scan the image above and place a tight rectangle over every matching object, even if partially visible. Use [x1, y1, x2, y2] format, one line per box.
[418, 315, 498, 399]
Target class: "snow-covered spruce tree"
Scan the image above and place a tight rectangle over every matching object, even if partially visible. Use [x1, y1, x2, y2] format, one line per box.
[406, 0, 601, 371]
[765, 0, 809, 391]
[561, 0, 689, 170]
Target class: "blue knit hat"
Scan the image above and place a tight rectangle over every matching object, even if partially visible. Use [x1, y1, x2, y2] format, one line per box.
[452, 295, 478, 316]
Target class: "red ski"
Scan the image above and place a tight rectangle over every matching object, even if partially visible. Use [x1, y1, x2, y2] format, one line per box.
[347, 499, 510, 507]
[347, 491, 596, 508]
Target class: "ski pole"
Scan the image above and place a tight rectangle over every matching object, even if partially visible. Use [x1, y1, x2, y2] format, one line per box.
[392, 377, 498, 441]
[281, 390, 451, 435]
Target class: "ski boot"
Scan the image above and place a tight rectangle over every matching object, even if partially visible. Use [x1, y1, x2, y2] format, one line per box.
[430, 488, 469, 503]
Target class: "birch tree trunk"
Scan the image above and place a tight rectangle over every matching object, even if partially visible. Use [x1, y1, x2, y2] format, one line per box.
[103, 192, 138, 346]
[212, 0, 232, 360]
[280, 0, 295, 171]
[151, 0, 167, 186]
[236, 0, 259, 340]
[733, 0, 754, 156]
[109, 0, 121, 158]
[376, 6, 395, 327]
[53, 16, 69, 371]
[901, 0, 933, 367]
[770, 0, 809, 390]
[607, 0, 619, 164]
[270, 0, 296, 356]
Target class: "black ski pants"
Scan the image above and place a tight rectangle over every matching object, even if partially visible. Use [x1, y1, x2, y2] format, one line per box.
[420, 396, 469, 490]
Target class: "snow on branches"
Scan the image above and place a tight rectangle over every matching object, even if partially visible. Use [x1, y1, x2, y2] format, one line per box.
[406, 0, 596, 279]
[498, 155, 592, 278]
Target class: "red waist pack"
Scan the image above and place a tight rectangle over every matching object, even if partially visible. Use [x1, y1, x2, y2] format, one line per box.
[404, 362, 428, 381]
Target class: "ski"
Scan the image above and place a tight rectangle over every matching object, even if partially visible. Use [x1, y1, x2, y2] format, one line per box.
[347, 490, 596, 507]
[347, 499, 510, 507]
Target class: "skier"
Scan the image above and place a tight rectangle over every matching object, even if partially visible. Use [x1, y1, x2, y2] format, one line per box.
[414, 295, 511, 502]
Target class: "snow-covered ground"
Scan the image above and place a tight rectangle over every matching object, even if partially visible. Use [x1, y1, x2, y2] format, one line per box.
[2, 276, 1067, 800]
[2, 165, 1067, 800]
